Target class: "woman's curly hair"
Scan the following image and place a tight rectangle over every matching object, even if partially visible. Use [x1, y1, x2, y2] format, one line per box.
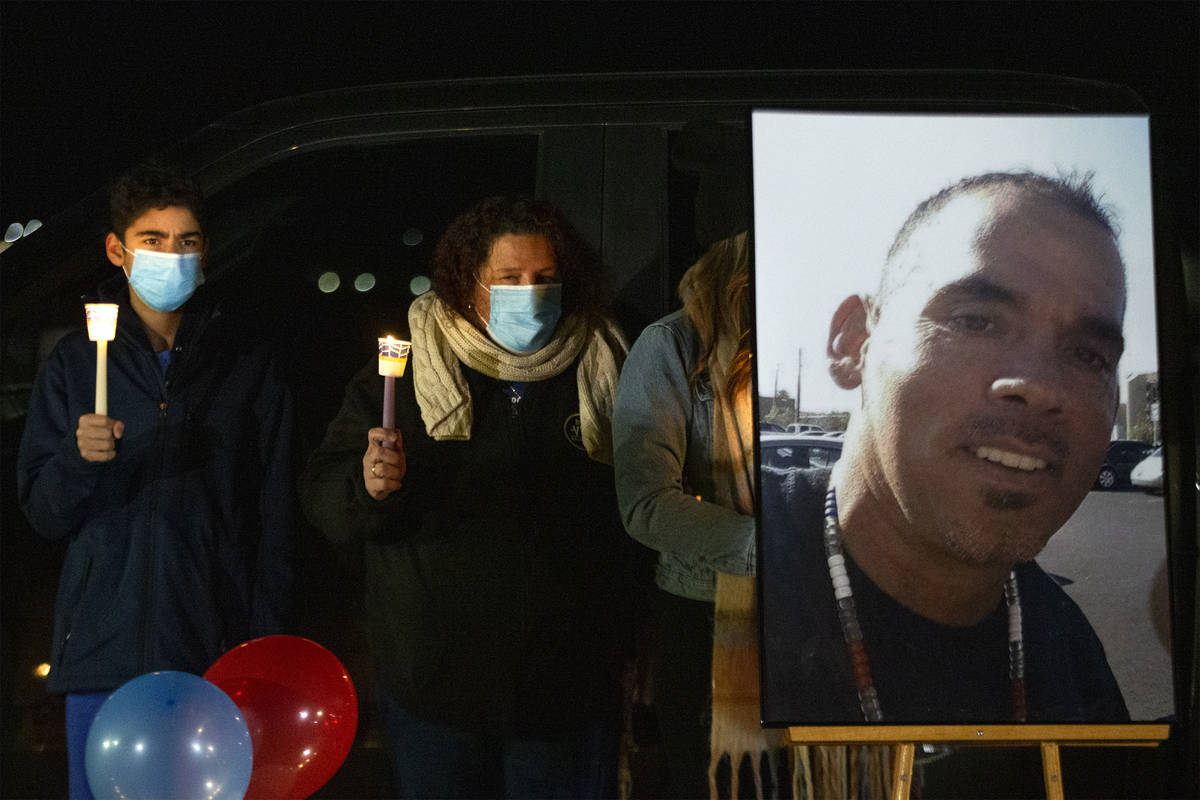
[431, 196, 607, 323]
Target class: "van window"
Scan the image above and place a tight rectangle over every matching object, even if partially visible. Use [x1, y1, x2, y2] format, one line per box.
[204, 135, 539, 445]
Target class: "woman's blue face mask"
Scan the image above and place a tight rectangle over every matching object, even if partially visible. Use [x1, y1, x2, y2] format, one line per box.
[122, 245, 204, 311]
[476, 280, 563, 354]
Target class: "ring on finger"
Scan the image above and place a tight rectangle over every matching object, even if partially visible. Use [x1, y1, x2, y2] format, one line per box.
[370, 461, 381, 478]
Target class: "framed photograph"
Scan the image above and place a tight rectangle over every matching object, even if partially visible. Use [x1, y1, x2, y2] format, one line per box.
[752, 110, 1173, 726]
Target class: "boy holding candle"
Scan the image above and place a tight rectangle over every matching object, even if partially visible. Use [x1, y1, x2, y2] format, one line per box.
[16, 162, 299, 800]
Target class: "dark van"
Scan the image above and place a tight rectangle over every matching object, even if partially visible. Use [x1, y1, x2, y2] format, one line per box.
[0, 70, 1172, 796]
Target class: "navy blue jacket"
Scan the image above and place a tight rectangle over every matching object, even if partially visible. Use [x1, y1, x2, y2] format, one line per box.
[17, 283, 298, 694]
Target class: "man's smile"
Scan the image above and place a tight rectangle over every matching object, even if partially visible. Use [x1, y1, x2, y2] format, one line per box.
[975, 445, 1048, 472]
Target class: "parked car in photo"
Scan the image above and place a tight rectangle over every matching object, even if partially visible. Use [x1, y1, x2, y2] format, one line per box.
[785, 422, 824, 434]
[1131, 447, 1164, 494]
[1094, 439, 1155, 490]
[760, 431, 843, 470]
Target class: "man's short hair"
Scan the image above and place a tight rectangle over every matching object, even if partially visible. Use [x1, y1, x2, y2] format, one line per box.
[109, 161, 206, 239]
[431, 195, 607, 322]
[876, 171, 1121, 315]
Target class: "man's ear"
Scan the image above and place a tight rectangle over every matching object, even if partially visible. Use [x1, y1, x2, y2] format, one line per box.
[827, 294, 871, 390]
[105, 233, 126, 270]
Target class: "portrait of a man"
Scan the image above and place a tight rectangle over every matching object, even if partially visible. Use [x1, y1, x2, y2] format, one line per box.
[753, 113, 1169, 725]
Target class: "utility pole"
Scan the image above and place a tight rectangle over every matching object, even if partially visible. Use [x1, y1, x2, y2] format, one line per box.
[795, 347, 802, 423]
[772, 364, 779, 416]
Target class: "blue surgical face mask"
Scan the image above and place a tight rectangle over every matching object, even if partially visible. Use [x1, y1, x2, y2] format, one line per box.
[122, 246, 204, 311]
[477, 281, 563, 354]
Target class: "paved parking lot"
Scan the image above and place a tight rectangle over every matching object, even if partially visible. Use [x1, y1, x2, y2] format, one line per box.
[1036, 489, 1174, 721]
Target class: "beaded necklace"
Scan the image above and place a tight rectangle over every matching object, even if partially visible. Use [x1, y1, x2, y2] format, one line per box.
[822, 487, 1027, 722]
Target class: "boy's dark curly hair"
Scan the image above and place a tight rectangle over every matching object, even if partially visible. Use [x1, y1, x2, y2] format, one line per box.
[109, 161, 206, 239]
[431, 196, 606, 322]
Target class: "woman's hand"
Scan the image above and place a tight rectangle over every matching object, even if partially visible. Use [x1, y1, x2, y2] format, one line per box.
[363, 428, 406, 501]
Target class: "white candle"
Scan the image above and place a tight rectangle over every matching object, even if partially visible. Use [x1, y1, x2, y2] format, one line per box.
[94, 340, 109, 415]
[85, 304, 118, 416]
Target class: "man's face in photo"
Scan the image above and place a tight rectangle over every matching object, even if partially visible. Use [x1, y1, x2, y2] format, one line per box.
[853, 189, 1126, 569]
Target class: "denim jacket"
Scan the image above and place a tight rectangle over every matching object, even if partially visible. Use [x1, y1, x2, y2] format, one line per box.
[612, 310, 755, 602]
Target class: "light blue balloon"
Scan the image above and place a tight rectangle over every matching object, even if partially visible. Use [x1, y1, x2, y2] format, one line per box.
[85, 671, 253, 800]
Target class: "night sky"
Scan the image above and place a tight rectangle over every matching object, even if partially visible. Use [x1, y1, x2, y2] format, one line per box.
[3, 1, 1197, 233]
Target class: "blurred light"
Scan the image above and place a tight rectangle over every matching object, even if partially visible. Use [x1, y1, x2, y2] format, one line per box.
[409, 275, 431, 296]
[0, 220, 41, 255]
[402, 228, 423, 246]
[353, 273, 376, 292]
[299, 709, 309, 720]
[317, 272, 341, 293]
[33, 662, 51, 678]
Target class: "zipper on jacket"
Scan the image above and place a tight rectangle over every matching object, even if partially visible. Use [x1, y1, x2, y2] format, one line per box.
[137, 396, 169, 674]
[108, 296, 209, 676]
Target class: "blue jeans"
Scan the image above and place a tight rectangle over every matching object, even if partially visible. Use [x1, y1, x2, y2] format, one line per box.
[377, 684, 618, 799]
[65, 692, 111, 800]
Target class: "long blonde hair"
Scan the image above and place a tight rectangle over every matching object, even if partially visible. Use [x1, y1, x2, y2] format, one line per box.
[685, 233, 786, 799]
[678, 231, 752, 402]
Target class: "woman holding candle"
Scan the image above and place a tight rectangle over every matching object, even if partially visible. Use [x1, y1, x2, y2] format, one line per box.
[300, 195, 646, 799]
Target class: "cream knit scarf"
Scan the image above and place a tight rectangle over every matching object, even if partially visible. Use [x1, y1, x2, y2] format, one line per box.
[407, 291, 627, 464]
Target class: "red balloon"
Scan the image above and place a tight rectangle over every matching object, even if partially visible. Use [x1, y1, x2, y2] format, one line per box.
[205, 636, 357, 799]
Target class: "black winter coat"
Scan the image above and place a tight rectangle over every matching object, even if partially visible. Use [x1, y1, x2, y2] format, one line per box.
[17, 284, 298, 694]
[299, 355, 648, 736]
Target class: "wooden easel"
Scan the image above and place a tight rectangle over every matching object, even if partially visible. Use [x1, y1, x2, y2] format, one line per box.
[788, 724, 1169, 800]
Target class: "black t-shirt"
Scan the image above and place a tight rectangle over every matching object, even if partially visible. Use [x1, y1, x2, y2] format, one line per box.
[845, 544, 1013, 721]
[760, 467, 1130, 725]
